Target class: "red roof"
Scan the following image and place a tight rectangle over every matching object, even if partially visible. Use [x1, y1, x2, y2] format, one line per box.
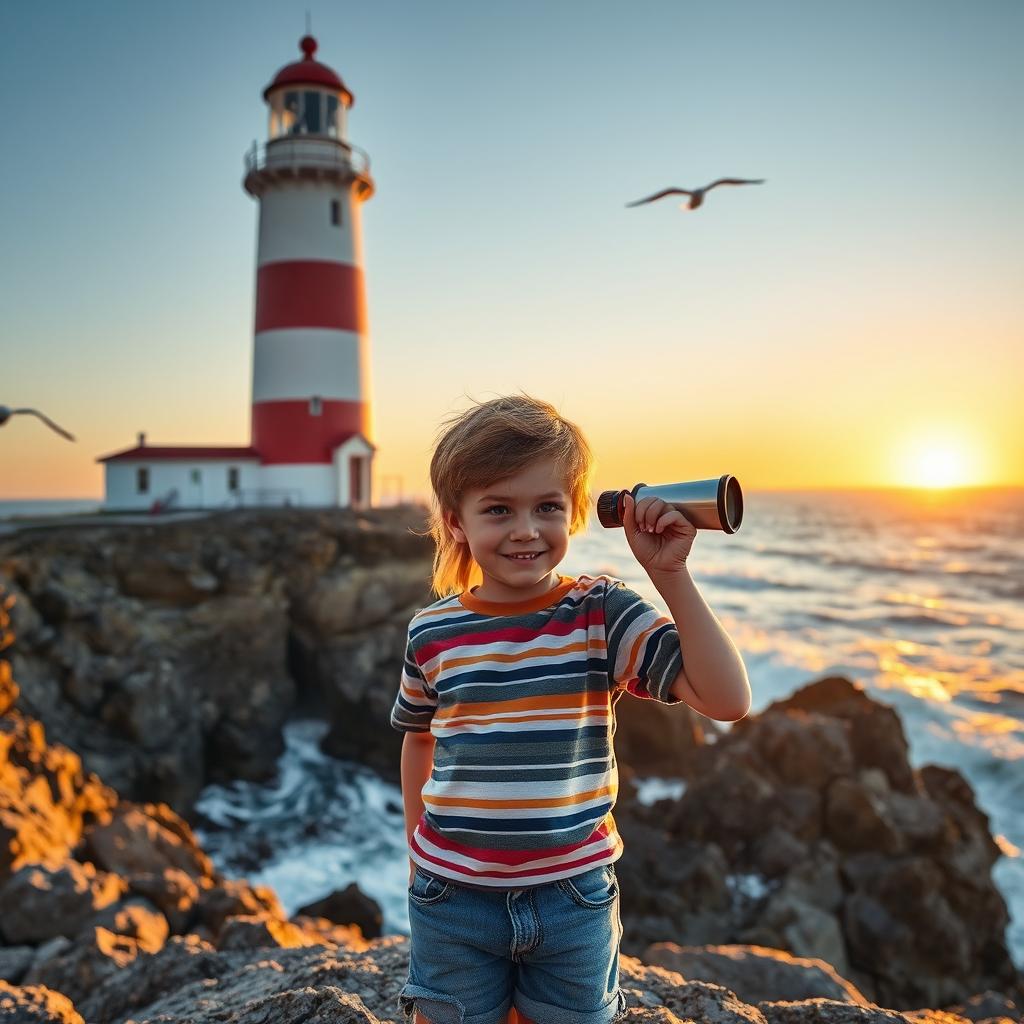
[264, 35, 354, 106]
[96, 446, 261, 464]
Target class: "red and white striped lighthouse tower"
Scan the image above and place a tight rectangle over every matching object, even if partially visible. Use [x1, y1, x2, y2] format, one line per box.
[243, 35, 376, 508]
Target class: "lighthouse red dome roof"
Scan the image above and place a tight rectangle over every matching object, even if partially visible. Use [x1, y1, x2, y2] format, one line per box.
[264, 35, 354, 106]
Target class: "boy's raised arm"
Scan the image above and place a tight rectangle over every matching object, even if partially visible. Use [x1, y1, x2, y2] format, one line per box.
[621, 490, 750, 722]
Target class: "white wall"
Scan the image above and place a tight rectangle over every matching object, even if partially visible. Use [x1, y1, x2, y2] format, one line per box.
[256, 463, 338, 507]
[256, 178, 361, 267]
[252, 328, 366, 402]
[103, 461, 261, 511]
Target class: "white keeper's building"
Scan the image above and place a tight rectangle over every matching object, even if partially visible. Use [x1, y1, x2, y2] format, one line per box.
[98, 34, 376, 512]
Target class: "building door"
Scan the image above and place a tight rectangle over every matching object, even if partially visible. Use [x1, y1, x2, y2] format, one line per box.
[349, 456, 363, 508]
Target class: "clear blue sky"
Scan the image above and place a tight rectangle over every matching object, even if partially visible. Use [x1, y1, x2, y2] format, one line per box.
[2, 0, 1021, 498]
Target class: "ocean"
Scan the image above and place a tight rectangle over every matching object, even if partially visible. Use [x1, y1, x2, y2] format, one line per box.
[3, 491, 1021, 963]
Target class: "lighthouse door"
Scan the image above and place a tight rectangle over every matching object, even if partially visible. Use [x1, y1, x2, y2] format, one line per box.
[349, 456, 363, 509]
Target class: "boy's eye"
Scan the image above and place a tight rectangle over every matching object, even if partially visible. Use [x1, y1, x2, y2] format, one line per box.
[483, 502, 564, 515]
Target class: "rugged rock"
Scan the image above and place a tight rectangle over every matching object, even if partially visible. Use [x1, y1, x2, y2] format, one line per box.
[7, 937, 1009, 1024]
[297, 882, 385, 939]
[0, 979, 84, 1023]
[0, 861, 126, 944]
[613, 676, 1021, 1009]
[0, 506, 435, 811]
[642, 943, 871, 1005]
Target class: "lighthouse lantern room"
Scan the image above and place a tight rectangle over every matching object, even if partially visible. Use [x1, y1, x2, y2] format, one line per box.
[98, 35, 377, 512]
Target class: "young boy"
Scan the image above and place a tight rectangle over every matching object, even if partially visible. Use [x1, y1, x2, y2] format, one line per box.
[392, 395, 750, 1024]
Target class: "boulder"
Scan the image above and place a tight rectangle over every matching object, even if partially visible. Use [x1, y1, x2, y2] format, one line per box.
[296, 883, 384, 939]
[83, 803, 215, 881]
[0, 861, 126, 945]
[640, 943, 870, 1005]
[614, 676, 1022, 1009]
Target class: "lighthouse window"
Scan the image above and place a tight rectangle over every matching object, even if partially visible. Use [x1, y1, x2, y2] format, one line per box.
[310, 396, 323, 416]
[228, 467, 239, 491]
[136, 467, 149, 494]
[330, 200, 341, 226]
[326, 95, 340, 137]
[284, 92, 300, 135]
[303, 91, 322, 133]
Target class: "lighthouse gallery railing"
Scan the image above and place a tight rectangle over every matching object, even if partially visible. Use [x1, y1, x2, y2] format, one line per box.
[245, 139, 371, 180]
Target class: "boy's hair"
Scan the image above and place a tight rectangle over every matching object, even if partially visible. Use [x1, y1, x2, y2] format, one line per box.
[420, 392, 595, 598]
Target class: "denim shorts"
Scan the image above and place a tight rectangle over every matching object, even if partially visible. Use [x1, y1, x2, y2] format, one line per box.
[398, 861, 627, 1024]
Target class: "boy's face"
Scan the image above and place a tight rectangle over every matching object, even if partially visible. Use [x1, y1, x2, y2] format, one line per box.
[445, 456, 573, 602]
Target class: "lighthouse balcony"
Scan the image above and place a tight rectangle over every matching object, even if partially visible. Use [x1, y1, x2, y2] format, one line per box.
[244, 138, 374, 199]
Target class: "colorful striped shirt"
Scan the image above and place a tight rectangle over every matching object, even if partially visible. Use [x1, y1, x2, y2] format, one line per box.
[389, 572, 685, 889]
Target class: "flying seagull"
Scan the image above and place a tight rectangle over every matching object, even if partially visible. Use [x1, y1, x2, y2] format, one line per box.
[0, 405, 76, 442]
[626, 178, 766, 212]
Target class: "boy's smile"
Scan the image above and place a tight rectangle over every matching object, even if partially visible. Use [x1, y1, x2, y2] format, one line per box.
[445, 457, 573, 604]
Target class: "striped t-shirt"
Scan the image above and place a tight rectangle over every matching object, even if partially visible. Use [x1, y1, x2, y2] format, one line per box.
[389, 572, 685, 889]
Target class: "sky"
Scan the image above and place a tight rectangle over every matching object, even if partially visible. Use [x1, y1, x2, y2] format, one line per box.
[1, 0, 1021, 502]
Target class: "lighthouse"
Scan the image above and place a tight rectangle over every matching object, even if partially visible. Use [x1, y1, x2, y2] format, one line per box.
[243, 34, 376, 507]
[97, 35, 377, 511]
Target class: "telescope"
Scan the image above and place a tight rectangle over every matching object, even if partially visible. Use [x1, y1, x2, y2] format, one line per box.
[597, 475, 743, 534]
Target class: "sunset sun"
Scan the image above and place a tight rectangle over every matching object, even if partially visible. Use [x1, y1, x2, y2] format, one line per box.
[897, 434, 978, 489]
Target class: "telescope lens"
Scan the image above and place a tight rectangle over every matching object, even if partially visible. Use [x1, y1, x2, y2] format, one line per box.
[723, 476, 743, 533]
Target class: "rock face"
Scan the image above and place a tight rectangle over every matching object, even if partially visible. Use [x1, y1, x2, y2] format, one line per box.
[613, 676, 1021, 1010]
[0, 506, 434, 811]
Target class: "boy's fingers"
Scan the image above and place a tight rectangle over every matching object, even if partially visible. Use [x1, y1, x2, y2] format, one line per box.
[623, 493, 634, 522]
[656, 510, 684, 532]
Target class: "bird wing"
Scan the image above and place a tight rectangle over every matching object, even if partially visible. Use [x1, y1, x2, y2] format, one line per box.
[625, 188, 692, 207]
[15, 408, 76, 442]
[703, 178, 766, 191]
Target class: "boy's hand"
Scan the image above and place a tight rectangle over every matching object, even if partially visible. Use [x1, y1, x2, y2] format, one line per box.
[622, 492, 697, 575]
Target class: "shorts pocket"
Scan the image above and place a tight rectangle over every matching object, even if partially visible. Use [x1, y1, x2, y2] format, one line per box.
[557, 863, 618, 909]
[408, 865, 454, 906]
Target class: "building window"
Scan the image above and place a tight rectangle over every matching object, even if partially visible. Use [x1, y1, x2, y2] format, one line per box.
[310, 396, 322, 416]
[326, 94, 340, 137]
[228, 467, 239, 491]
[190, 469, 201, 484]
[284, 91, 300, 134]
[302, 90, 322, 133]
[137, 467, 149, 494]
[330, 200, 341, 226]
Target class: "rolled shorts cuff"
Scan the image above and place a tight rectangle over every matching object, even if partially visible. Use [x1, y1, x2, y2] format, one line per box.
[398, 980, 512, 1024]
[513, 987, 628, 1024]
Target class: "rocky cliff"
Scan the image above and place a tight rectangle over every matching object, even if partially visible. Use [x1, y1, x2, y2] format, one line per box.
[0, 510, 1021, 1022]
